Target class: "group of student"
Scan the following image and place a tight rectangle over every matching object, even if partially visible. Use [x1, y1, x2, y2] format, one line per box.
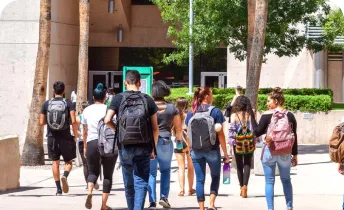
[40, 70, 298, 210]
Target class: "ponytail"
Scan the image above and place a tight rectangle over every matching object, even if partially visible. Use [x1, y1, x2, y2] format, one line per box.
[191, 87, 212, 114]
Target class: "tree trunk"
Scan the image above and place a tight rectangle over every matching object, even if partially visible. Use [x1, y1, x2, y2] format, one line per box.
[21, 0, 51, 166]
[246, 0, 256, 73]
[76, 0, 90, 114]
[245, 0, 268, 109]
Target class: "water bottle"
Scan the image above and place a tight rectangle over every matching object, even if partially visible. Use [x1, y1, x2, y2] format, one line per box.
[223, 163, 231, 184]
[176, 140, 184, 150]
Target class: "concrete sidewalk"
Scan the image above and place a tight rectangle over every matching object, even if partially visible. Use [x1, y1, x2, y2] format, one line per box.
[0, 145, 343, 210]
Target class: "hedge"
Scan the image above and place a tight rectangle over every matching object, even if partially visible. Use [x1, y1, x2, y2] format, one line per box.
[166, 91, 332, 112]
[171, 87, 333, 97]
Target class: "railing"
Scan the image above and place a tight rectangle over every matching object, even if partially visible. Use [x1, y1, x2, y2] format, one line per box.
[307, 24, 344, 44]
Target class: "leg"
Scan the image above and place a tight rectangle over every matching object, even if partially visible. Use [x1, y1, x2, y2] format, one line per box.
[205, 149, 221, 209]
[48, 136, 62, 194]
[191, 151, 206, 210]
[175, 153, 186, 194]
[61, 136, 76, 193]
[85, 140, 101, 209]
[52, 160, 61, 182]
[277, 154, 293, 209]
[243, 153, 253, 186]
[234, 147, 244, 187]
[133, 147, 151, 210]
[186, 152, 195, 194]
[79, 141, 89, 183]
[101, 155, 117, 209]
[148, 158, 158, 203]
[119, 147, 135, 210]
[157, 138, 174, 199]
[262, 146, 277, 210]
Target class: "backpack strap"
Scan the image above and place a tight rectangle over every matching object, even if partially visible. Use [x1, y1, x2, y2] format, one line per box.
[206, 106, 215, 115]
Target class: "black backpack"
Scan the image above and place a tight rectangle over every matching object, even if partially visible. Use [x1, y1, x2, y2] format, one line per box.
[117, 92, 152, 145]
[47, 98, 69, 131]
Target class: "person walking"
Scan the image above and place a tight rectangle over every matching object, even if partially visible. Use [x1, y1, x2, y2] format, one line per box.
[105, 70, 159, 210]
[174, 97, 195, 197]
[83, 83, 117, 210]
[228, 95, 257, 198]
[40, 81, 78, 196]
[225, 86, 244, 123]
[251, 87, 298, 210]
[147, 81, 183, 209]
[185, 87, 230, 210]
[75, 101, 99, 190]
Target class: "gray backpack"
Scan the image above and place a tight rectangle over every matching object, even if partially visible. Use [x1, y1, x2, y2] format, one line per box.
[47, 99, 69, 131]
[187, 106, 216, 151]
[97, 117, 118, 157]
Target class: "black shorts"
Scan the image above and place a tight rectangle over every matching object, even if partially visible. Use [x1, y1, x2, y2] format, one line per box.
[174, 140, 188, 154]
[48, 135, 76, 162]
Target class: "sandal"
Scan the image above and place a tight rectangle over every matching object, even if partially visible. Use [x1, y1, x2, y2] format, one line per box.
[178, 191, 185, 196]
[188, 189, 196, 196]
[101, 206, 113, 210]
[85, 194, 92, 209]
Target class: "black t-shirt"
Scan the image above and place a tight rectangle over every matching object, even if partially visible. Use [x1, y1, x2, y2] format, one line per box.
[109, 91, 158, 148]
[41, 97, 75, 137]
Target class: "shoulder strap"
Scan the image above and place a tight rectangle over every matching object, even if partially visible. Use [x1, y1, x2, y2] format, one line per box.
[206, 106, 215, 115]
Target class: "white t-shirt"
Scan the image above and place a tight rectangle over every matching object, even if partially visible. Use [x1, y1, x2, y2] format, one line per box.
[71, 91, 77, 103]
[81, 104, 107, 142]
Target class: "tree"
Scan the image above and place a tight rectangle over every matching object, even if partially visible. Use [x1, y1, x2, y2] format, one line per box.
[153, 0, 331, 108]
[76, 0, 90, 113]
[21, 0, 51, 166]
[246, 0, 268, 109]
[322, 9, 344, 52]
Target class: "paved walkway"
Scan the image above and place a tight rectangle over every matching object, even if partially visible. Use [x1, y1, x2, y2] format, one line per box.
[0, 145, 343, 210]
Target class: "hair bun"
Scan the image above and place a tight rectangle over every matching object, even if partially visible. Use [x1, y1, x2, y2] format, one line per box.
[273, 87, 283, 94]
[96, 83, 104, 90]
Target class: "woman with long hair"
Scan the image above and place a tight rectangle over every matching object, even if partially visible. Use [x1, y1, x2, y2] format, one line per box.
[174, 97, 195, 197]
[251, 87, 298, 210]
[185, 87, 230, 210]
[147, 80, 183, 209]
[228, 95, 257, 198]
[83, 83, 117, 210]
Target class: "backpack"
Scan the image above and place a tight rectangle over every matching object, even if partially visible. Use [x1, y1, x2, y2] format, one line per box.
[97, 117, 118, 157]
[117, 92, 151, 145]
[47, 98, 69, 131]
[235, 113, 255, 154]
[265, 110, 295, 156]
[329, 122, 344, 163]
[187, 106, 216, 151]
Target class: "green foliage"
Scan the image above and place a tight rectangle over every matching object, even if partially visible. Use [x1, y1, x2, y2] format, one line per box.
[153, 0, 330, 65]
[322, 9, 344, 52]
[168, 88, 333, 112]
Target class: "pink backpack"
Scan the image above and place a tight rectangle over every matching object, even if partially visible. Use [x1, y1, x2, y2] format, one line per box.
[263, 110, 295, 157]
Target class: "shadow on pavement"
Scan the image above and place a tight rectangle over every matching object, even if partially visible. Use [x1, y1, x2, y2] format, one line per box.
[0, 187, 43, 196]
[298, 161, 331, 166]
[298, 145, 328, 155]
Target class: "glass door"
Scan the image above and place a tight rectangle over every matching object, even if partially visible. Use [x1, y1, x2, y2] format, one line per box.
[111, 71, 123, 94]
[201, 72, 227, 88]
[88, 71, 109, 102]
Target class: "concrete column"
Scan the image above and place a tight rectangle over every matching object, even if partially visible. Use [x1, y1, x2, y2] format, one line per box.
[314, 51, 325, 88]
[342, 52, 344, 102]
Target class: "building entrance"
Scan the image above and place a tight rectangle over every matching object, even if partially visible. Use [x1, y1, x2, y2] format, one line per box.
[201, 72, 227, 88]
[88, 71, 123, 100]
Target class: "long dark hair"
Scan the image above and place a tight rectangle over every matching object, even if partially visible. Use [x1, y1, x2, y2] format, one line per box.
[175, 97, 188, 122]
[232, 96, 251, 113]
[191, 87, 212, 114]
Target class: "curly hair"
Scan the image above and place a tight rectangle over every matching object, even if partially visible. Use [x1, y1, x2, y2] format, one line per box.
[231, 95, 252, 113]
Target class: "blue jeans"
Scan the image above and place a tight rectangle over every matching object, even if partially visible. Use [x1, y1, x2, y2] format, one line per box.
[191, 148, 221, 202]
[262, 145, 293, 210]
[119, 146, 151, 210]
[148, 137, 174, 202]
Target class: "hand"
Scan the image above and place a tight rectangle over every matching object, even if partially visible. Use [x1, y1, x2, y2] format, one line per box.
[265, 136, 272, 145]
[291, 155, 298, 167]
[151, 150, 156, 160]
[229, 147, 233, 156]
[84, 147, 87, 158]
[224, 154, 231, 164]
[338, 163, 344, 175]
[73, 136, 77, 142]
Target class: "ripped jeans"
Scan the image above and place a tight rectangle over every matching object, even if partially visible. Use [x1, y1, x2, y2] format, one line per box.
[262, 145, 293, 210]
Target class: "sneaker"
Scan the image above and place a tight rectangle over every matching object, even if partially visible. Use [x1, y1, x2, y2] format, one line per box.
[148, 202, 157, 209]
[85, 194, 92, 209]
[61, 176, 69, 193]
[159, 198, 171, 208]
[56, 189, 62, 196]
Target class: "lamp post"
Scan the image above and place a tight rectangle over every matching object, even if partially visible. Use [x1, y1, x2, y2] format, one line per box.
[188, 0, 194, 95]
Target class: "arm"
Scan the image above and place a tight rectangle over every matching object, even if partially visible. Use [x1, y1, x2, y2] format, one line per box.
[104, 109, 116, 131]
[289, 113, 298, 156]
[252, 114, 271, 137]
[70, 110, 78, 141]
[151, 113, 159, 146]
[83, 124, 88, 157]
[39, 114, 47, 126]
[172, 114, 183, 141]
[218, 124, 230, 161]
